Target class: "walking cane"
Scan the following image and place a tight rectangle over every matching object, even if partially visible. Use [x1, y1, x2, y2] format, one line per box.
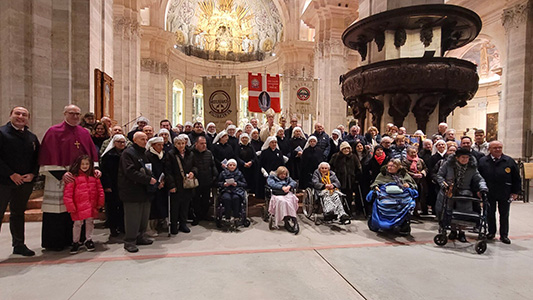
[357, 183, 367, 217]
[167, 192, 171, 237]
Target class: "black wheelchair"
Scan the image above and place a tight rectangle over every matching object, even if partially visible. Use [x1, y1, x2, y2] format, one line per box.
[214, 188, 251, 230]
[263, 186, 300, 234]
[301, 187, 352, 225]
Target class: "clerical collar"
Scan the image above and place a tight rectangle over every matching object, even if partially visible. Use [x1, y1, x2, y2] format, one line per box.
[11, 122, 25, 131]
[64, 120, 78, 127]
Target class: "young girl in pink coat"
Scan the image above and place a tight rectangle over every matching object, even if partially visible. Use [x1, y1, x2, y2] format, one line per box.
[63, 155, 105, 254]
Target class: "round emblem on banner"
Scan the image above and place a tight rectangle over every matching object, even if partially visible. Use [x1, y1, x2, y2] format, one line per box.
[258, 91, 271, 112]
[297, 87, 311, 101]
[209, 90, 231, 118]
[251, 78, 260, 89]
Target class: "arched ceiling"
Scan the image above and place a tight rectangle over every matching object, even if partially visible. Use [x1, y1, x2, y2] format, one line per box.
[165, 0, 284, 61]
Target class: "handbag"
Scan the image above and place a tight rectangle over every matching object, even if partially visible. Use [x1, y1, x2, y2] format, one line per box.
[176, 154, 198, 189]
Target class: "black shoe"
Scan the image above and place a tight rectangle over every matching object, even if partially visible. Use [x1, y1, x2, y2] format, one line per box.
[458, 231, 467, 243]
[339, 214, 350, 223]
[110, 228, 120, 237]
[85, 240, 95, 252]
[124, 244, 139, 253]
[136, 238, 154, 245]
[486, 233, 495, 240]
[13, 245, 35, 257]
[170, 224, 179, 235]
[179, 225, 191, 233]
[191, 219, 200, 226]
[500, 236, 511, 244]
[448, 230, 457, 240]
[70, 242, 81, 254]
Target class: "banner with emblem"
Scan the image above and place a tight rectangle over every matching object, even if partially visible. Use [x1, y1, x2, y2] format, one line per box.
[248, 73, 281, 113]
[290, 78, 317, 115]
[202, 76, 238, 130]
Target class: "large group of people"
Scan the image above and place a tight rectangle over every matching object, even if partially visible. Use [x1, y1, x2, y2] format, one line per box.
[0, 106, 522, 256]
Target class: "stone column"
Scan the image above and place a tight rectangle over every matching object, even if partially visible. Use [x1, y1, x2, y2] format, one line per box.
[113, 4, 141, 129]
[500, 1, 532, 159]
[302, 0, 358, 131]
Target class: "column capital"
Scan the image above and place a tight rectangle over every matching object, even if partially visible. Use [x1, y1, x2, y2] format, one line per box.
[502, 1, 531, 31]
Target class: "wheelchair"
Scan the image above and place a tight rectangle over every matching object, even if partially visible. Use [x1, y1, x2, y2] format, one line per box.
[433, 191, 489, 255]
[214, 188, 251, 230]
[302, 187, 352, 225]
[263, 186, 299, 234]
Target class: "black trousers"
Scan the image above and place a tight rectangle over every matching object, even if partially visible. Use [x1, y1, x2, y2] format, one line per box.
[170, 190, 192, 227]
[0, 183, 33, 247]
[220, 192, 241, 218]
[105, 191, 124, 232]
[193, 186, 211, 221]
[488, 198, 511, 237]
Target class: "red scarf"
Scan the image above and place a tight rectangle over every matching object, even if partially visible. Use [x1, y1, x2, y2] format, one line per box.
[407, 155, 419, 173]
[374, 152, 386, 165]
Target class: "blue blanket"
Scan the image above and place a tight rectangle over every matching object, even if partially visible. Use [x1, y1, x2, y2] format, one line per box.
[366, 183, 418, 230]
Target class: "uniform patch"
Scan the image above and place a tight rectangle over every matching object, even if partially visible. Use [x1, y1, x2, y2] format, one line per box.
[505, 167, 511, 173]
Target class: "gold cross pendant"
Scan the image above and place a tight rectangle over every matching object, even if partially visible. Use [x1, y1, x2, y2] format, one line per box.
[74, 140, 80, 149]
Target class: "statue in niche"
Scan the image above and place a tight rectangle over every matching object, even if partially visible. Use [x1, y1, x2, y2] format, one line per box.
[242, 35, 252, 53]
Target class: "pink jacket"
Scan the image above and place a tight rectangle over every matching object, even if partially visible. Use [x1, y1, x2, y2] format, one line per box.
[63, 173, 105, 221]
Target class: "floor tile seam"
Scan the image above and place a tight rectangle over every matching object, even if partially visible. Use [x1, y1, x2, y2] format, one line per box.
[1, 234, 532, 267]
[67, 261, 104, 300]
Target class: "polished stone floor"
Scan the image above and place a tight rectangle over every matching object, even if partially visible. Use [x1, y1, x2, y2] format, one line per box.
[1, 202, 532, 300]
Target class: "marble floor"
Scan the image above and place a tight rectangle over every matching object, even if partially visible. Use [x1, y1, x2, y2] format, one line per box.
[1, 202, 532, 300]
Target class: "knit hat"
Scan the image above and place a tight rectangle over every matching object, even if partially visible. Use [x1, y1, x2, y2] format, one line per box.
[455, 148, 470, 157]
[340, 141, 351, 151]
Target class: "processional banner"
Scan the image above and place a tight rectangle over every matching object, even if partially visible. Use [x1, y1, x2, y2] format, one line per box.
[202, 76, 238, 130]
[248, 73, 281, 113]
[289, 78, 317, 115]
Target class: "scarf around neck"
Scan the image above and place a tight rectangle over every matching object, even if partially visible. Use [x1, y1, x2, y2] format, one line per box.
[374, 152, 386, 165]
[149, 147, 164, 160]
[407, 155, 419, 173]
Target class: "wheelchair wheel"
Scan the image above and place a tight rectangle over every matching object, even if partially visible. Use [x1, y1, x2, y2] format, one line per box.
[475, 240, 487, 254]
[434, 234, 448, 246]
[302, 188, 314, 219]
[262, 206, 269, 222]
[284, 217, 299, 234]
[367, 217, 378, 232]
[268, 215, 275, 230]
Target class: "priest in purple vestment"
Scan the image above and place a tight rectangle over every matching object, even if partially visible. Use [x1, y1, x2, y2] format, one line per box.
[39, 104, 98, 250]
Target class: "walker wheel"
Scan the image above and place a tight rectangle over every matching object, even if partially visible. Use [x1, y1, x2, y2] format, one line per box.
[434, 234, 448, 246]
[243, 218, 251, 227]
[475, 240, 487, 254]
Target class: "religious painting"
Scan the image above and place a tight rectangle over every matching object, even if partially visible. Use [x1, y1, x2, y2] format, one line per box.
[486, 112, 498, 142]
[94, 69, 114, 120]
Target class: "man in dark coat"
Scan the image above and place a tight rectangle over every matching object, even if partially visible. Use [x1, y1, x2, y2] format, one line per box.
[0, 107, 40, 256]
[191, 136, 218, 224]
[478, 141, 521, 244]
[311, 123, 331, 160]
[188, 122, 206, 146]
[459, 136, 484, 163]
[119, 132, 157, 253]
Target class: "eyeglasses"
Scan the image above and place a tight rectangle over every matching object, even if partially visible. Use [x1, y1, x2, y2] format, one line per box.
[115, 141, 126, 144]
[67, 112, 81, 116]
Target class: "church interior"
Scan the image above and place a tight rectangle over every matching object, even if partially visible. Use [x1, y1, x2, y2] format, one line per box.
[1, 0, 532, 299]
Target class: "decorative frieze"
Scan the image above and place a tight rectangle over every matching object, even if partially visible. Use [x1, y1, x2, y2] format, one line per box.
[141, 58, 169, 75]
[114, 16, 141, 38]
